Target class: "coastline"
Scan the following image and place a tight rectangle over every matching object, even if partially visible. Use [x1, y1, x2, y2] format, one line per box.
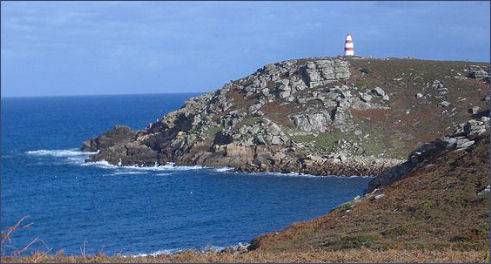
[173, 155, 403, 178]
[2, 249, 487, 263]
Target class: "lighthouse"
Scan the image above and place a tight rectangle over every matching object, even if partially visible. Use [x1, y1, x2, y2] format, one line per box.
[344, 33, 354, 56]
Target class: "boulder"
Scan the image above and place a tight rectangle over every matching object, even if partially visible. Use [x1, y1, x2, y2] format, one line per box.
[372, 87, 385, 97]
[360, 93, 372, 102]
[89, 142, 158, 166]
[478, 185, 490, 198]
[440, 101, 451, 107]
[469, 106, 481, 115]
[463, 120, 487, 138]
[291, 112, 332, 132]
[271, 136, 283, 145]
[455, 137, 475, 149]
[467, 67, 489, 80]
[303, 59, 350, 88]
[82, 125, 136, 152]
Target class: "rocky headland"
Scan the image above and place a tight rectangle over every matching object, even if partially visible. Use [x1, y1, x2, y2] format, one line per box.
[82, 56, 489, 177]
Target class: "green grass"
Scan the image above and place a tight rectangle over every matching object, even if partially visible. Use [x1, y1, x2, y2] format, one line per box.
[290, 129, 351, 153]
[323, 235, 380, 250]
[240, 116, 263, 127]
[204, 125, 224, 139]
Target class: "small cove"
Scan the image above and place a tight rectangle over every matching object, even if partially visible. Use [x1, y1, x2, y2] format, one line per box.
[1, 94, 370, 256]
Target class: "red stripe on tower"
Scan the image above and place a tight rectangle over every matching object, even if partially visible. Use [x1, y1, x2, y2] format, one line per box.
[344, 33, 354, 56]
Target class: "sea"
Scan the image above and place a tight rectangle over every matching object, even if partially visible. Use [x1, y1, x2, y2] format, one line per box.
[1, 94, 371, 256]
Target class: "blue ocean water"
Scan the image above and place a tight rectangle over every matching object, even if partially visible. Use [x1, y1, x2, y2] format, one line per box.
[1, 94, 370, 256]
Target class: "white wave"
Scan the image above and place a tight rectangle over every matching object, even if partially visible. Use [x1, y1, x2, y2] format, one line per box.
[66, 156, 88, 164]
[81, 160, 117, 168]
[348, 175, 375, 178]
[106, 171, 148, 176]
[247, 171, 319, 178]
[25, 149, 371, 178]
[124, 248, 183, 258]
[26, 149, 97, 157]
[247, 171, 374, 179]
[26, 148, 208, 174]
[124, 243, 249, 258]
[214, 167, 234, 172]
[83, 160, 206, 172]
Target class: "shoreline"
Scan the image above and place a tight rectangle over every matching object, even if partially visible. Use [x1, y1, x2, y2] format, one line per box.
[2, 249, 487, 263]
[27, 147, 394, 178]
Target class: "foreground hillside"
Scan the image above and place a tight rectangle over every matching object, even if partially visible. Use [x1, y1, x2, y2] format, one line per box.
[249, 118, 489, 253]
[82, 57, 489, 176]
[2, 249, 486, 263]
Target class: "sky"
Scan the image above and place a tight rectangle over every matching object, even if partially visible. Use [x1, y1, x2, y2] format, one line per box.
[1, 1, 490, 97]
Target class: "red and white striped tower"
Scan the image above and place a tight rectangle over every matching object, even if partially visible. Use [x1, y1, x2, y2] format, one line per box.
[344, 33, 354, 56]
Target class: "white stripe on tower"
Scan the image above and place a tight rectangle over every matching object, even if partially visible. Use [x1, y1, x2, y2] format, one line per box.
[344, 33, 354, 56]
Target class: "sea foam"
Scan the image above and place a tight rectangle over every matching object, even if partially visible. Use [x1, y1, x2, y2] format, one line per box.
[124, 243, 249, 258]
[83, 161, 206, 172]
[25, 149, 358, 178]
[26, 149, 97, 157]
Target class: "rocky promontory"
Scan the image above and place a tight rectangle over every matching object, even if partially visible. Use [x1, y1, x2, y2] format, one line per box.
[82, 56, 489, 176]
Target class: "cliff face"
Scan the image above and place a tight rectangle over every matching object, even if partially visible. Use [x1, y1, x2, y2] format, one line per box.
[82, 57, 489, 176]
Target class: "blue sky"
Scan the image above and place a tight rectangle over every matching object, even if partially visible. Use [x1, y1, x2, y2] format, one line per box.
[2, 1, 490, 97]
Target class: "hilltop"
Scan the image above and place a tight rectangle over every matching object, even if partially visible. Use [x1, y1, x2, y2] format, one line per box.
[82, 56, 489, 177]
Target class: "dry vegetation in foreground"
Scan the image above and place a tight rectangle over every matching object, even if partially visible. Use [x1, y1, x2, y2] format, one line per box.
[1, 248, 488, 263]
[250, 134, 490, 253]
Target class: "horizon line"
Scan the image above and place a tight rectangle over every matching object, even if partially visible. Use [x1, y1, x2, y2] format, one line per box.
[2, 56, 489, 99]
[1, 91, 206, 99]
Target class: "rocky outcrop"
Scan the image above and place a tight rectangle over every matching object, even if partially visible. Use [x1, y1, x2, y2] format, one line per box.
[90, 141, 159, 166]
[82, 57, 489, 177]
[291, 112, 332, 132]
[304, 59, 350, 88]
[367, 116, 490, 192]
[82, 125, 136, 152]
[466, 65, 489, 82]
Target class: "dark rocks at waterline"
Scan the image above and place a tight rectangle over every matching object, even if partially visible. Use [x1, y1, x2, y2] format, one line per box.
[88, 142, 160, 166]
[82, 125, 136, 152]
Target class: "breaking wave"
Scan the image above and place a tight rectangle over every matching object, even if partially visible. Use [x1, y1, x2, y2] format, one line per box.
[24, 149, 363, 178]
[124, 243, 249, 258]
[26, 149, 97, 157]
[214, 167, 234, 172]
[83, 160, 206, 171]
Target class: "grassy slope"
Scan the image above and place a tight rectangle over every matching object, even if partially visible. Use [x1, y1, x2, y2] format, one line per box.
[346, 58, 489, 158]
[249, 134, 489, 252]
